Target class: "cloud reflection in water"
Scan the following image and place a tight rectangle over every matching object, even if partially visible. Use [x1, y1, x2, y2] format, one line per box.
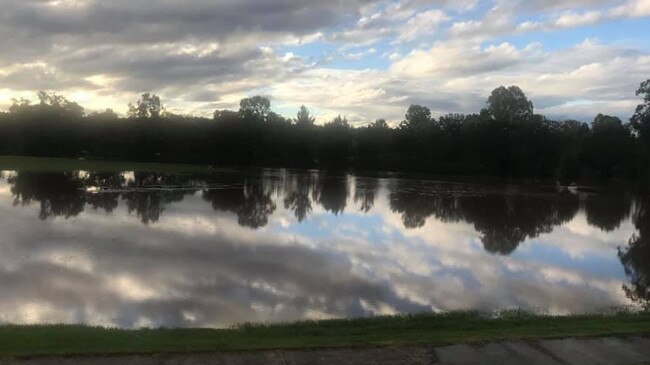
[0, 170, 642, 328]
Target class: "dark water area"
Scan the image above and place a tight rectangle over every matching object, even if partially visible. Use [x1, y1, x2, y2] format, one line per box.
[0, 168, 647, 328]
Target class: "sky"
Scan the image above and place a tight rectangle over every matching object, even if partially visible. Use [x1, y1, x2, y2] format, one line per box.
[0, 0, 649, 125]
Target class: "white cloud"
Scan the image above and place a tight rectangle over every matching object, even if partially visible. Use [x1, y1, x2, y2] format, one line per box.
[554, 10, 603, 28]
[612, 0, 650, 17]
[391, 41, 532, 77]
[396, 9, 450, 42]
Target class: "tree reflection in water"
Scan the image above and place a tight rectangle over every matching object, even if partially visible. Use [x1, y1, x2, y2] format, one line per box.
[389, 179, 579, 255]
[354, 177, 379, 213]
[585, 193, 632, 232]
[5, 171, 650, 318]
[313, 174, 348, 215]
[283, 173, 314, 222]
[202, 178, 276, 229]
[619, 196, 650, 307]
[122, 173, 197, 224]
[8, 171, 85, 220]
[84, 172, 125, 213]
[3, 169, 641, 260]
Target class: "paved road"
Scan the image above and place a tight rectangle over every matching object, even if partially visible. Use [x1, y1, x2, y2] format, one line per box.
[2, 336, 650, 364]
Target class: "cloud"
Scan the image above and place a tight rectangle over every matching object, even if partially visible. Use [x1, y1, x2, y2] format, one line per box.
[276, 38, 648, 122]
[554, 10, 603, 28]
[396, 9, 450, 42]
[0, 0, 647, 121]
[612, 0, 650, 17]
[391, 41, 534, 77]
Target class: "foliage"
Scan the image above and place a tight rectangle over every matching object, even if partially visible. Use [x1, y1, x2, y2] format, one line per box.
[632, 79, 650, 145]
[486, 85, 533, 122]
[0, 85, 647, 183]
[128, 93, 164, 119]
[294, 105, 315, 127]
[239, 95, 271, 123]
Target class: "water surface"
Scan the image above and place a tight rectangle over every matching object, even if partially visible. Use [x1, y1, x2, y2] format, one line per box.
[0, 169, 647, 328]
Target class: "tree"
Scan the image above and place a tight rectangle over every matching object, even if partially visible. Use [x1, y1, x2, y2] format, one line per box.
[8, 98, 31, 114]
[294, 105, 315, 127]
[439, 113, 465, 135]
[9, 91, 86, 118]
[631, 79, 650, 146]
[400, 104, 432, 130]
[325, 115, 350, 129]
[90, 108, 119, 120]
[239, 96, 271, 122]
[486, 86, 533, 122]
[585, 113, 632, 179]
[128, 93, 164, 120]
[369, 119, 389, 129]
[213, 109, 238, 121]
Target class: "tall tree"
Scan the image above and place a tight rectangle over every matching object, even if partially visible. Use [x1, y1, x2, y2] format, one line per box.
[369, 118, 389, 129]
[294, 105, 315, 127]
[400, 104, 432, 130]
[486, 86, 533, 122]
[128, 93, 164, 120]
[239, 95, 271, 123]
[585, 113, 632, 179]
[632, 79, 650, 147]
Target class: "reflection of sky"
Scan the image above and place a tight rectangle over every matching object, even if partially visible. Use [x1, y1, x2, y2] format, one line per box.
[0, 173, 639, 329]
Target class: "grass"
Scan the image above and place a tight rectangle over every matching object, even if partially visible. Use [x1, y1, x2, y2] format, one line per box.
[0, 155, 227, 173]
[1, 311, 649, 357]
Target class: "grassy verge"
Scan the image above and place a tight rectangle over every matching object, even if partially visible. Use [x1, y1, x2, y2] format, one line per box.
[1, 311, 649, 357]
[0, 155, 227, 173]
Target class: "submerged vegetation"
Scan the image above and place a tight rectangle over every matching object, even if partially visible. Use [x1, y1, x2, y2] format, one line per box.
[0, 311, 649, 356]
[0, 80, 649, 183]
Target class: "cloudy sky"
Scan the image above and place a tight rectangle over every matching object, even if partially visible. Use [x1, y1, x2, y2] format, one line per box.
[0, 0, 649, 124]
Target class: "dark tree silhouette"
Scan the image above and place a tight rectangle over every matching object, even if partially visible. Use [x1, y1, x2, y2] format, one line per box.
[239, 96, 271, 123]
[128, 93, 164, 120]
[0, 83, 646, 183]
[400, 104, 433, 130]
[583, 114, 633, 179]
[369, 119, 389, 129]
[632, 79, 650, 147]
[294, 105, 315, 128]
[486, 85, 533, 122]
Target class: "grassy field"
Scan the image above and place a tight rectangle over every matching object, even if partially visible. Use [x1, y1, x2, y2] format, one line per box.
[0, 311, 649, 357]
[0, 155, 226, 173]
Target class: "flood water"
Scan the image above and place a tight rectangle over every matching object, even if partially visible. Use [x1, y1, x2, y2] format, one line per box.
[0, 168, 647, 328]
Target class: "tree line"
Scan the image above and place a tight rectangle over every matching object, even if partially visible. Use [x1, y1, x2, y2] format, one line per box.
[1, 81, 650, 183]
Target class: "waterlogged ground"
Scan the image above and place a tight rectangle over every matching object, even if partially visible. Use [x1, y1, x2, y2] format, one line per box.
[0, 168, 646, 328]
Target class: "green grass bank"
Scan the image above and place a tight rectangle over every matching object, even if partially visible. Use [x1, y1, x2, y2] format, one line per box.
[0, 155, 223, 173]
[1, 311, 649, 357]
